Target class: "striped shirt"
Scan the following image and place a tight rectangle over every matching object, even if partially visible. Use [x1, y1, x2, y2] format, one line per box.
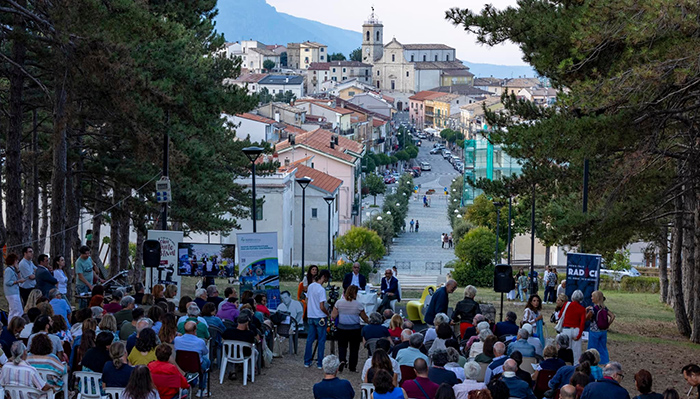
[0, 360, 47, 399]
[27, 354, 67, 388]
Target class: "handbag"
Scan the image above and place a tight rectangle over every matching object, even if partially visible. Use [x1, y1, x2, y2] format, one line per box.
[555, 302, 571, 333]
[413, 379, 431, 399]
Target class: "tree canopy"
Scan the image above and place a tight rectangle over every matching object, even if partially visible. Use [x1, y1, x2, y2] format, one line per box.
[334, 226, 385, 264]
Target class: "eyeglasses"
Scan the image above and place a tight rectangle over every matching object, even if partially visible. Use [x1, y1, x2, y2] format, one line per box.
[617, 374, 624, 380]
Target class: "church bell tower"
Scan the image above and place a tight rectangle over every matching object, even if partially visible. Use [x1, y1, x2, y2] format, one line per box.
[362, 7, 383, 64]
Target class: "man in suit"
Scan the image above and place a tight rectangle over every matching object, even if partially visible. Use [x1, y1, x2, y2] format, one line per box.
[342, 262, 366, 291]
[424, 280, 458, 325]
[35, 254, 57, 297]
[501, 359, 536, 399]
[376, 268, 400, 313]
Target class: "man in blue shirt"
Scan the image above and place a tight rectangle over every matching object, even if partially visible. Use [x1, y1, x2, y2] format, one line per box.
[507, 329, 537, 357]
[377, 269, 400, 313]
[48, 289, 71, 327]
[424, 280, 457, 325]
[581, 362, 630, 399]
[313, 355, 354, 399]
[501, 359, 536, 399]
[495, 311, 520, 337]
[174, 321, 210, 395]
[485, 342, 507, 384]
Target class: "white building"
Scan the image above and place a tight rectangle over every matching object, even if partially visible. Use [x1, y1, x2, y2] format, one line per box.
[258, 75, 305, 98]
[225, 113, 278, 143]
[347, 92, 395, 118]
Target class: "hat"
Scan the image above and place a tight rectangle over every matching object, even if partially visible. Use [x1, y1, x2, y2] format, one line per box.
[521, 323, 533, 334]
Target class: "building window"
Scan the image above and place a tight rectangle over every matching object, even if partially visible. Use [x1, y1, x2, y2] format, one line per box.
[332, 76, 337, 81]
[446, 54, 450, 61]
[320, 56, 324, 61]
[377, 70, 380, 76]
[406, 71, 409, 77]
[305, 48, 309, 52]
[392, 54, 395, 62]
[377, 80, 380, 88]
[320, 48, 324, 52]
[376, 31, 380, 41]
[435, 55, 438, 61]
[255, 199, 264, 220]
[342, 68, 346, 73]
[366, 31, 370, 41]
[349, 91, 355, 96]
[365, 69, 369, 76]
[305, 57, 309, 63]
[332, 68, 336, 73]
[423, 55, 426, 61]
[311, 208, 318, 219]
[411, 55, 414, 62]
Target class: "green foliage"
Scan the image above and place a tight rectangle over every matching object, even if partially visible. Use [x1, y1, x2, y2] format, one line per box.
[273, 90, 296, 104]
[440, 129, 464, 144]
[350, 48, 362, 62]
[451, 260, 495, 288]
[278, 265, 298, 282]
[455, 227, 503, 268]
[363, 213, 394, 247]
[263, 59, 276, 71]
[377, 154, 392, 166]
[452, 218, 473, 245]
[395, 150, 409, 161]
[329, 52, 347, 61]
[605, 249, 632, 271]
[447, 178, 464, 229]
[364, 173, 386, 204]
[334, 226, 385, 264]
[363, 153, 378, 172]
[464, 194, 509, 241]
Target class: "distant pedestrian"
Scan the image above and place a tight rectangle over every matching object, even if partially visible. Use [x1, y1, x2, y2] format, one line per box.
[409, 219, 415, 232]
[441, 234, 447, 249]
[448, 233, 453, 248]
[415, 220, 420, 232]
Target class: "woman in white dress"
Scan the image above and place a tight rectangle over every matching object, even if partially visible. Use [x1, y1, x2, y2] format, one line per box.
[52, 256, 68, 295]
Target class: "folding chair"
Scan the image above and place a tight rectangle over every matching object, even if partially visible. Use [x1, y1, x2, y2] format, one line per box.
[476, 362, 490, 382]
[219, 340, 255, 386]
[36, 368, 68, 399]
[4, 385, 54, 399]
[399, 365, 416, 387]
[521, 356, 538, 374]
[534, 369, 558, 399]
[208, 325, 224, 369]
[104, 387, 125, 399]
[176, 350, 209, 397]
[360, 383, 375, 399]
[74, 371, 102, 399]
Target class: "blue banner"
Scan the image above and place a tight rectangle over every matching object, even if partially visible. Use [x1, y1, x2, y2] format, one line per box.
[565, 253, 601, 308]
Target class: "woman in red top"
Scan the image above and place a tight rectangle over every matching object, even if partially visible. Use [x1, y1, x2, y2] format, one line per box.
[558, 289, 587, 364]
[148, 344, 189, 399]
[255, 294, 270, 317]
[388, 314, 403, 340]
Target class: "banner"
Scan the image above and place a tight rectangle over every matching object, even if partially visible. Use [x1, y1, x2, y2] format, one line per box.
[146, 230, 183, 299]
[565, 252, 601, 308]
[237, 232, 280, 310]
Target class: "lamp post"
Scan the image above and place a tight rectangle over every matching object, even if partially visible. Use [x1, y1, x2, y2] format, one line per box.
[530, 182, 537, 294]
[324, 195, 335, 272]
[296, 176, 313, 280]
[242, 146, 264, 232]
[493, 201, 504, 264]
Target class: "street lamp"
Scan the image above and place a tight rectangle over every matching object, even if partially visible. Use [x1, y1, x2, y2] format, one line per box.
[296, 176, 313, 280]
[242, 146, 264, 232]
[493, 201, 504, 264]
[323, 195, 335, 272]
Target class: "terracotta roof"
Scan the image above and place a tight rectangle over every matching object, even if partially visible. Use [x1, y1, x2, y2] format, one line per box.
[428, 85, 492, 97]
[295, 164, 342, 194]
[403, 44, 454, 50]
[276, 128, 364, 163]
[372, 119, 387, 127]
[296, 99, 354, 115]
[328, 61, 372, 68]
[234, 73, 267, 83]
[308, 62, 330, 71]
[382, 95, 395, 103]
[351, 112, 368, 123]
[503, 78, 541, 88]
[408, 91, 444, 101]
[236, 113, 276, 124]
[279, 123, 307, 135]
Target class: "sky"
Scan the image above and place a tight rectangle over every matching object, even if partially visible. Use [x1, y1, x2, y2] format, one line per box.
[265, 0, 526, 66]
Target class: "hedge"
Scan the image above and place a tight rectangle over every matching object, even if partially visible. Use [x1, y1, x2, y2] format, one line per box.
[450, 260, 494, 288]
[278, 262, 375, 282]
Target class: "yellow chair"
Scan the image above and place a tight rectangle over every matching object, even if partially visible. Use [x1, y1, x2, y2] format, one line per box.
[406, 285, 436, 324]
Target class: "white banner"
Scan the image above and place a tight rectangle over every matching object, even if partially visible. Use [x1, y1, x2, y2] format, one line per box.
[238, 232, 280, 310]
[146, 230, 183, 299]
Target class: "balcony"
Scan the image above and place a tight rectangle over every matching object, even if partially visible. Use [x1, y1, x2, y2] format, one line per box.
[339, 127, 354, 136]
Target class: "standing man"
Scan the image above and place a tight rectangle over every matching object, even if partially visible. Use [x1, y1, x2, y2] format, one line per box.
[75, 245, 103, 308]
[342, 262, 367, 291]
[18, 246, 36, 304]
[424, 280, 457, 325]
[409, 219, 415, 232]
[35, 254, 57, 297]
[304, 269, 331, 369]
[377, 268, 400, 313]
[546, 267, 558, 303]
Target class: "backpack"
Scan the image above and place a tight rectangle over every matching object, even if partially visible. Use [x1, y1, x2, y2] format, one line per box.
[596, 306, 611, 330]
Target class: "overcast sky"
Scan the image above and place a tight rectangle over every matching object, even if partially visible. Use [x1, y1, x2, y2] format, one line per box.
[266, 0, 525, 66]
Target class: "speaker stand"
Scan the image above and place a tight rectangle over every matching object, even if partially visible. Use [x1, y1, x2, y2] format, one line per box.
[499, 292, 504, 322]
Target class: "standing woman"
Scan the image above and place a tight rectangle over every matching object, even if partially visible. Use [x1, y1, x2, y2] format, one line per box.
[558, 289, 587, 364]
[4, 254, 26, 320]
[587, 290, 614, 365]
[523, 294, 545, 348]
[52, 256, 69, 296]
[303, 265, 319, 291]
[331, 284, 369, 373]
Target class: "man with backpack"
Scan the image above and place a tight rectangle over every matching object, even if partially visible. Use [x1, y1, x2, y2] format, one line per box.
[586, 290, 615, 365]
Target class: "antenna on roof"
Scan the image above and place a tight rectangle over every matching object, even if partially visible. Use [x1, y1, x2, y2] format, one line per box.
[289, 134, 295, 145]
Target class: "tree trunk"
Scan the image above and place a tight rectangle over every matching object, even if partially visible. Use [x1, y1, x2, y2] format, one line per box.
[65, 165, 80, 290]
[545, 245, 551, 266]
[31, 109, 39, 250]
[39, 184, 49, 253]
[683, 188, 696, 322]
[659, 224, 669, 304]
[692, 188, 700, 343]
[672, 183, 692, 336]
[50, 72, 69, 261]
[118, 207, 131, 274]
[109, 192, 122, 278]
[7, 0, 27, 252]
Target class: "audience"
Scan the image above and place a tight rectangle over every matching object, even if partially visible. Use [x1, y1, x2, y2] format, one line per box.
[556, 333, 575, 364]
[217, 293, 240, 322]
[436, 383, 457, 399]
[149, 343, 189, 399]
[254, 294, 270, 317]
[0, 341, 51, 393]
[26, 333, 67, 390]
[397, 333, 431, 367]
[382, 309, 395, 328]
[177, 303, 211, 339]
[682, 364, 700, 398]
[362, 339, 401, 383]
[549, 351, 597, 390]
[1, 316, 26, 355]
[147, 306, 164, 334]
[132, 283, 145, 305]
[119, 307, 144, 341]
[20, 308, 41, 338]
[486, 379, 510, 399]
[159, 313, 179, 345]
[364, 348, 398, 386]
[74, 328, 95, 370]
[560, 384, 577, 399]
[580, 362, 630, 399]
[373, 368, 407, 399]
[388, 314, 404, 339]
[391, 329, 414, 358]
[495, 312, 519, 338]
[174, 321, 210, 395]
[312, 355, 355, 399]
[403, 358, 440, 399]
[587, 348, 603, 381]
[103, 290, 123, 314]
[362, 312, 391, 343]
[484, 342, 507, 384]
[571, 370, 591, 397]
[453, 361, 486, 399]
[430, 323, 454, 356]
[194, 288, 208, 310]
[662, 389, 680, 399]
[27, 315, 63, 357]
[48, 288, 71, 326]
[499, 359, 536, 399]
[97, 314, 119, 342]
[429, 350, 460, 387]
[474, 335, 497, 364]
[462, 315, 485, 341]
[533, 345, 565, 382]
[176, 296, 192, 317]
[445, 347, 466, 381]
[102, 341, 134, 388]
[508, 351, 533, 387]
[122, 365, 160, 399]
[127, 318, 154, 354]
[468, 390, 493, 399]
[425, 313, 450, 344]
[164, 284, 178, 304]
[201, 303, 226, 332]
[128, 327, 158, 366]
[82, 331, 114, 372]
[205, 285, 222, 308]
[115, 296, 136, 327]
[467, 322, 494, 357]
[507, 329, 536, 357]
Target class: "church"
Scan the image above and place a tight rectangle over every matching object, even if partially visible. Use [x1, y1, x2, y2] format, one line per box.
[361, 9, 474, 100]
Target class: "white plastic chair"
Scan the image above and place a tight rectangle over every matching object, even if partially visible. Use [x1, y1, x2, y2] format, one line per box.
[4, 384, 54, 399]
[36, 369, 67, 399]
[390, 281, 403, 312]
[219, 340, 255, 385]
[360, 383, 375, 399]
[74, 371, 102, 399]
[104, 387, 125, 399]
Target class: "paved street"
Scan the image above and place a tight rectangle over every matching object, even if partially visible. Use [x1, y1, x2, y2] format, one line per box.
[379, 140, 461, 281]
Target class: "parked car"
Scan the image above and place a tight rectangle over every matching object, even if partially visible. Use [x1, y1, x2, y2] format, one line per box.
[450, 155, 460, 165]
[429, 148, 441, 155]
[420, 161, 432, 171]
[454, 161, 463, 171]
[415, 139, 422, 146]
[599, 265, 641, 281]
[411, 166, 422, 177]
[442, 150, 452, 159]
[383, 175, 396, 184]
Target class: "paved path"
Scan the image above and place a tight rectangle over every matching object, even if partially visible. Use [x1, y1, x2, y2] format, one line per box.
[379, 143, 460, 283]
